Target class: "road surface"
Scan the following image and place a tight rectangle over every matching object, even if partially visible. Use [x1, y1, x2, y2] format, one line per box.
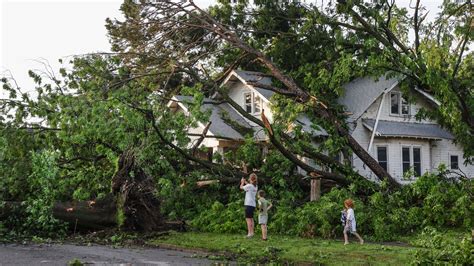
[0, 243, 219, 265]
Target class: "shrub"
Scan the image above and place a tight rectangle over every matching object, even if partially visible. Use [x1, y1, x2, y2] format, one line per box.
[190, 200, 246, 233]
[411, 227, 473, 265]
[187, 172, 473, 242]
[23, 150, 66, 237]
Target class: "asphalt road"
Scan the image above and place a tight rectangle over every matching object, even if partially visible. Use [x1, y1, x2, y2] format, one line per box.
[0, 243, 218, 265]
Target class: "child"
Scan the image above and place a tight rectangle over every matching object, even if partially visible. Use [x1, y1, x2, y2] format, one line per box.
[257, 190, 272, 241]
[240, 173, 258, 238]
[343, 198, 364, 245]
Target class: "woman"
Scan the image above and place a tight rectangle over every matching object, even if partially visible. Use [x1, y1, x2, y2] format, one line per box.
[240, 173, 258, 238]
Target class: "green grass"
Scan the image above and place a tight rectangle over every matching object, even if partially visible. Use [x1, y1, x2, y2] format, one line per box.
[149, 232, 418, 265]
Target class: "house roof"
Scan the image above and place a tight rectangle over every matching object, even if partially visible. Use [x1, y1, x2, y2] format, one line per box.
[295, 115, 328, 136]
[362, 119, 454, 140]
[170, 95, 261, 140]
[338, 75, 400, 121]
[225, 70, 327, 137]
[175, 70, 448, 142]
[228, 71, 440, 124]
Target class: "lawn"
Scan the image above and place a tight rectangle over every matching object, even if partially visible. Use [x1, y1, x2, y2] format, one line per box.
[149, 232, 418, 265]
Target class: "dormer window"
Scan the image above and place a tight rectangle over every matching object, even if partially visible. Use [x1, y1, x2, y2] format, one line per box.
[390, 92, 409, 115]
[243, 92, 263, 114]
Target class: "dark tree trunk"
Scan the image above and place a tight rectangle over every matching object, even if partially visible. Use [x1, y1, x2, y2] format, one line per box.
[52, 196, 117, 230]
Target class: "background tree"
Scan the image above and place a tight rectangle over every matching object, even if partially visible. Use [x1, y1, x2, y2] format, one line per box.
[105, 0, 402, 188]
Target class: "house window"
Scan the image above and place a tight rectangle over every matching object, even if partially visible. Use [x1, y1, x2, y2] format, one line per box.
[244, 92, 252, 113]
[413, 147, 421, 176]
[243, 92, 263, 114]
[450, 155, 459, 170]
[376, 146, 388, 171]
[253, 94, 262, 114]
[390, 92, 410, 115]
[402, 146, 422, 177]
[401, 97, 410, 115]
[402, 147, 411, 174]
[390, 93, 399, 114]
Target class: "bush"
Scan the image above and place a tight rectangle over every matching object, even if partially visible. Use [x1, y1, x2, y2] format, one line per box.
[190, 200, 247, 233]
[188, 173, 473, 242]
[411, 227, 473, 265]
[22, 150, 66, 237]
[271, 188, 355, 238]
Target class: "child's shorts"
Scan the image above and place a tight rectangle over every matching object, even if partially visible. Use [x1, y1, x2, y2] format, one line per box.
[258, 214, 268, 225]
[245, 205, 255, 218]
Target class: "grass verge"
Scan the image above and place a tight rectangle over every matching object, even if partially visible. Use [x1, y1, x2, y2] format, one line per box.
[148, 232, 418, 265]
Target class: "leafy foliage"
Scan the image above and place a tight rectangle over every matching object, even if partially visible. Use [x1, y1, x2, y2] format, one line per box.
[190, 172, 472, 242]
[23, 150, 66, 237]
[411, 227, 473, 265]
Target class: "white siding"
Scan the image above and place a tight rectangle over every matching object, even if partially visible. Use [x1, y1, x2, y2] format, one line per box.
[351, 85, 473, 182]
[228, 82, 274, 123]
[351, 119, 432, 182]
[350, 119, 376, 181]
[431, 139, 474, 177]
[372, 138, 431, 182]
[187, 124, 220, 149]
[364, 86, 432, 123]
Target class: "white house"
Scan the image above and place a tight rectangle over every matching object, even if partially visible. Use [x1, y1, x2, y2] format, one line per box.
[339, 75, 473, 182]
[168, 70, 473, 182]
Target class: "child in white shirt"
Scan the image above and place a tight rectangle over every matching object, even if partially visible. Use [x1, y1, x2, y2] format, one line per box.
[240, 173, 258, 237]
[343, 198, 364, 245]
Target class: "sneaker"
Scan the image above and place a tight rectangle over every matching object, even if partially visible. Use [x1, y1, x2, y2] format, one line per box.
[344, 242, 349, 245]
[246, 234, 254, 238]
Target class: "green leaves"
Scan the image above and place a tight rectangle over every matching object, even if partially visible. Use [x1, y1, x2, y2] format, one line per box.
[23, 150, 66, 237]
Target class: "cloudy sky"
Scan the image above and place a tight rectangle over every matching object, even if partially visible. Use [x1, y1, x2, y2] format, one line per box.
[1, 0, 442, 91]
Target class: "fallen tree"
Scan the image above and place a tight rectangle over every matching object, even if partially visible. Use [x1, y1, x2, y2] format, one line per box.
[52, 196, 116, 230]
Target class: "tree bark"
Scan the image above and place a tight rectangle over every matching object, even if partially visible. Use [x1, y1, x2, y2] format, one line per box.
[52, 196, 117, 230]
[310, 178, 321, 202]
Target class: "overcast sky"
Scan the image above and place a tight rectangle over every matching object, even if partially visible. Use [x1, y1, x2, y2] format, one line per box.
[1, 0, 442, 91]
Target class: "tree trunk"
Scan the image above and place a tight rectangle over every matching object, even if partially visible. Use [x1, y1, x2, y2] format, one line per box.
[52, 196, 117, 230]
[345, 134, 399, 189]
[310, 178, 321, 201]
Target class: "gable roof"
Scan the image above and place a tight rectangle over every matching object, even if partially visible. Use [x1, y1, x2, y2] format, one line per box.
[362, 119, 454, 140]
[338, 75, 400, 122]
[169, 95, 261, 140]
[223, 70, 275, 101]
[221, 70, 327, 137]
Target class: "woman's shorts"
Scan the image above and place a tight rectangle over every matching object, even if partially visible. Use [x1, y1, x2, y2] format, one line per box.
[258, 214, 268, 225]
[244, 205, 255, 218]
